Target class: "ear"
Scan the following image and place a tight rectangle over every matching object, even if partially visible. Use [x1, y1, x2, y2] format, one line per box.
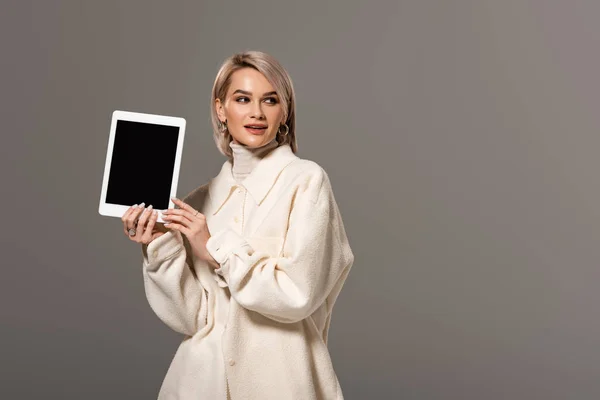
[215, 98, 226, 122]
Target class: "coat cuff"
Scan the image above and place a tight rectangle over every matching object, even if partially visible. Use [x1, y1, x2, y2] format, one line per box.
[206, 228, 248, 276]
[141, 230, 184, 269]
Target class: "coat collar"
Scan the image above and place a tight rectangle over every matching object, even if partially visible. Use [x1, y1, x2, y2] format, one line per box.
[209, 144, 298, 214]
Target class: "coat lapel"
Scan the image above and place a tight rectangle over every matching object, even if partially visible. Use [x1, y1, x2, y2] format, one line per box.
[208, 144, 298, 214]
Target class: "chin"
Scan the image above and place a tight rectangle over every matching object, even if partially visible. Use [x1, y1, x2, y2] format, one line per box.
[236, 133, 275, 148]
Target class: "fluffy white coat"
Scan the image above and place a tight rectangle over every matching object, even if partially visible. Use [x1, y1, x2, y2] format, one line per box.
[141, 144, 354, 399]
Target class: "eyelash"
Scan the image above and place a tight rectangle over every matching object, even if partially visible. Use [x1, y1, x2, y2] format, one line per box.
[235, 96, 278, 104]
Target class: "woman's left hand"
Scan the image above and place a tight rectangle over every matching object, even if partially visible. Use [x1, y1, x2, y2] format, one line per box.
[162, 198, 218, 268]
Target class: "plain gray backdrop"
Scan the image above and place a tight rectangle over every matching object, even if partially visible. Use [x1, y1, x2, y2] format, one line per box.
[2, 1, 600, 399]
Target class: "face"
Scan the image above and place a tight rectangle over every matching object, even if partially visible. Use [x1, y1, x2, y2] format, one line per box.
[215, 68, 285, 148]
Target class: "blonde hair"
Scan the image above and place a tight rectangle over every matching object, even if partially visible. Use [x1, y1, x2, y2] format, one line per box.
[210, 51, 298, 159]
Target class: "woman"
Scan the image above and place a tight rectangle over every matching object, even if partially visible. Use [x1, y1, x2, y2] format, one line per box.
[121, 51, 354, 400]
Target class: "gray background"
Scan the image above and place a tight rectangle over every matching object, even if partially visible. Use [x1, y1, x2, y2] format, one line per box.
[2, 1, 599, 399]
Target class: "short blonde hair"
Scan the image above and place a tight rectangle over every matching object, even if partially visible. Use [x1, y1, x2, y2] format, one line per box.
[210, 51, 298, 159]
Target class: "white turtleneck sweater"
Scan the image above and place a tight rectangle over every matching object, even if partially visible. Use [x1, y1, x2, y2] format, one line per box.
[229, 139, 279, 183]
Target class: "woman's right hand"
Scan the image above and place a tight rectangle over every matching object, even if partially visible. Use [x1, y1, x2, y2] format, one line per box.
[122, 203, 167, 244]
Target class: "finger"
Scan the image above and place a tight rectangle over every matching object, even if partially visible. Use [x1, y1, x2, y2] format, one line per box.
[162, 213, 193, 229]
[137, 205, 153, 228]
[163, 208, 197, 223]
[121, 204, 138, 222]
[126, 204, 146, 240]
[141, 209, 159, 243]
[135, 205, 154, 240]
[126, 203, 145, 230]
[164, 221, 190, 237]
[122, 204, 138, 235]
[171, 198, 198, 215]
[168, 198, 204, 221]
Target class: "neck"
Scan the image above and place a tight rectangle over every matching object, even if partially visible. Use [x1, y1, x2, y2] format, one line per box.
[230, 139, 278, 182]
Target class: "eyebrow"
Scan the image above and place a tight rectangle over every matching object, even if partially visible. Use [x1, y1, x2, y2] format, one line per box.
[232, 89, 278, 97]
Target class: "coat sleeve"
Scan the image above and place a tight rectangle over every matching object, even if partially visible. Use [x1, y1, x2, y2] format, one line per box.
[141, 230, 208, 336]
[205, 168, 354, 324]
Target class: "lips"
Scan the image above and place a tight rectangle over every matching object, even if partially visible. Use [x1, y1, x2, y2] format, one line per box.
[244, 124, 268, 135]
[244, 124, 267, 129]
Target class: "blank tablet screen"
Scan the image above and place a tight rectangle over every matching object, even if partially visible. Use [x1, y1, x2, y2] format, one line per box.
[105, 120, 179, 210]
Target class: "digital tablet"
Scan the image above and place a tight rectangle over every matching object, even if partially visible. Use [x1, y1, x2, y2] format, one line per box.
[98, 110, 186, 223]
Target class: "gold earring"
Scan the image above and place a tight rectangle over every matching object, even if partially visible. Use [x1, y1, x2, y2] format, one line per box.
[278, 123, 289, 137]
[219, 120, 228, 133]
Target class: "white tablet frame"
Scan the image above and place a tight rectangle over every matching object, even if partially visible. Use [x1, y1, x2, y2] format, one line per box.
[98, 110, 186, 224]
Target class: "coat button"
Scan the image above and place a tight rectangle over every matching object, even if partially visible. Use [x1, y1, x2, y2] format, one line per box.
[233, 216, 239, 223]
[152, 250, 159, 258]
[229, 359, 235, 366]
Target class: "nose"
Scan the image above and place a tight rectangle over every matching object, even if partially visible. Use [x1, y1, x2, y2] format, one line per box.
[250, 101, 265, 120]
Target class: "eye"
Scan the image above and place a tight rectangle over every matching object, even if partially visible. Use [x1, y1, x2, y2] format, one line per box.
[235, 96, 250, 103]
[264, 97, 279, 104]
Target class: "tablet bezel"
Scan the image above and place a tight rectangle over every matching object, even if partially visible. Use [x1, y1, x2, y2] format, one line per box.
[98, 110, 186, 224]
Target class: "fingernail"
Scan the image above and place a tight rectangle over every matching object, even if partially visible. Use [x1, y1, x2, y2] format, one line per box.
[147, 205, 153, 211]
[138, 202, 145, 208]
[132, 204, 138, 207]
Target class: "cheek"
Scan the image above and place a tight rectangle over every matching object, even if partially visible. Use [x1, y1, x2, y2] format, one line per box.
[266, 106, 284, 124]
[226, 104, 247, 123]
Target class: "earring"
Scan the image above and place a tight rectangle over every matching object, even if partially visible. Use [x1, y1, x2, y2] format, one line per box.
[219, 120, 228, 133]
[278, 123, 289, 137]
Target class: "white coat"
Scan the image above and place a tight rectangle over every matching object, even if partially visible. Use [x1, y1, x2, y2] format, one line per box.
[141, 144, 354, 399]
